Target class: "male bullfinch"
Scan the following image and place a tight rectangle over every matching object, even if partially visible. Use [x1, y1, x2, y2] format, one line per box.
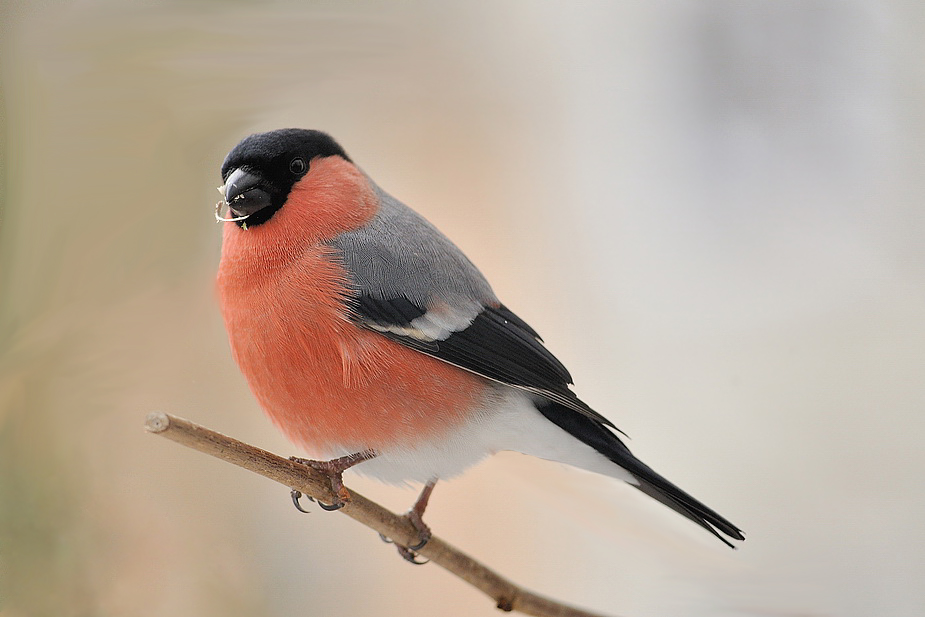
[215, 128, 744, 561]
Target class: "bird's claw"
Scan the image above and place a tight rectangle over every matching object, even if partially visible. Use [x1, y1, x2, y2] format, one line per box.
[381, 533, 429, 565]
[317, 499, 344, 511]
[378, 513, 432, 564]
[397, 546, 429, 565]
[407, 533, 430, 552]
[290, 488, 344, 512]
[291, 489, 313, 513]
[376, 532, 428, 551]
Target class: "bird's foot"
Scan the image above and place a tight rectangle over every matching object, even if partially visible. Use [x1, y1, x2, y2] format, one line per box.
[379, 510, 431, 564]
[397, 507, 432, 564]
[379, 480, 436, 564]
[289, 450, 377, 512]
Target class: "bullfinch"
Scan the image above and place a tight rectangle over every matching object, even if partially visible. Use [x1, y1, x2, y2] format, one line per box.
[215, 128, 744, 561]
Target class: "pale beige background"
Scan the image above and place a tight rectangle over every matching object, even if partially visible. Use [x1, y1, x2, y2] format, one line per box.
[1, 2, 923, 616]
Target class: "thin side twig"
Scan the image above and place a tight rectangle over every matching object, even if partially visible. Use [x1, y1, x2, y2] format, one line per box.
[145, 412, 615, 617]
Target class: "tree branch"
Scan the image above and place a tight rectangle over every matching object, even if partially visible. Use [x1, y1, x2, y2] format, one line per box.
[145, 412, 616, 617]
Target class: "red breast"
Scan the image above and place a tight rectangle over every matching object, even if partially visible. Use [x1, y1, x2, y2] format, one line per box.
[217, 156, 486, 455]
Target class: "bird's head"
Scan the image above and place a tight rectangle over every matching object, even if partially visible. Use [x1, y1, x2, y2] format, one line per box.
[216, 129, 352, 229]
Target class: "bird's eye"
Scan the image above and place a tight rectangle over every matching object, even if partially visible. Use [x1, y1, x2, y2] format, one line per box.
[289, 157, 307, 175]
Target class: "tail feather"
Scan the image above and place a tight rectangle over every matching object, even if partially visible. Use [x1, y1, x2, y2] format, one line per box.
[537, 401, 744, 546]
[631, 472, 745, 548]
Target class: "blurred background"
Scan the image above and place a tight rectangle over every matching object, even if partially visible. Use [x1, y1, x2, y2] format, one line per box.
[1, 1, 923, 616]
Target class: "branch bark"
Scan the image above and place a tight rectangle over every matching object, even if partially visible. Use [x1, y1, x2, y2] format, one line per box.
[145, 412, 616, 617]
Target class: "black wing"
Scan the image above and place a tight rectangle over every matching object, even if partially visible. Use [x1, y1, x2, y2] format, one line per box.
[348, 295, 617, 429]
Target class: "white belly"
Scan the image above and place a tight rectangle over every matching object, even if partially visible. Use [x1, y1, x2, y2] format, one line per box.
[341, 386, 637, 487]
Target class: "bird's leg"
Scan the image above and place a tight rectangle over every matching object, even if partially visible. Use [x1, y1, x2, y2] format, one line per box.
[405, 480, 436, 549]
[380, 480, 436, 564]
[289, 449, 378, 511]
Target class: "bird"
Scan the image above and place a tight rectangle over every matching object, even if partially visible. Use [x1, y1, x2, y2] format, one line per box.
[215, 128, 744, 561]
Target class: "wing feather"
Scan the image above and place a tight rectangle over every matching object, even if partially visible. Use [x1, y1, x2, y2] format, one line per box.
[348, 295, 616, 428]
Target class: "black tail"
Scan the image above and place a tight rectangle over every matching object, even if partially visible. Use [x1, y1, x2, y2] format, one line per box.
[537, 401, 745, 547]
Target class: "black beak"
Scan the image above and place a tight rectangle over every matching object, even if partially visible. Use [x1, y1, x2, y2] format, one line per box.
[222, 168, 273, 217]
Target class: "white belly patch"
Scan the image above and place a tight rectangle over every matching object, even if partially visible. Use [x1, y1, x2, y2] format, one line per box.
[332, 387, 637, 487]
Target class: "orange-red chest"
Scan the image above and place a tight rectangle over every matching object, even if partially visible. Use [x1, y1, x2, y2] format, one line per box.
[216, 222, 486, 457]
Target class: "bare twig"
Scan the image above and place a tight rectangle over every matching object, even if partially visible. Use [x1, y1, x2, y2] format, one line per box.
[145, 412, 615, 617]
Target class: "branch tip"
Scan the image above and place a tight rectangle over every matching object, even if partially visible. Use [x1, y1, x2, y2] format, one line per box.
[145, 411, 170, 433]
